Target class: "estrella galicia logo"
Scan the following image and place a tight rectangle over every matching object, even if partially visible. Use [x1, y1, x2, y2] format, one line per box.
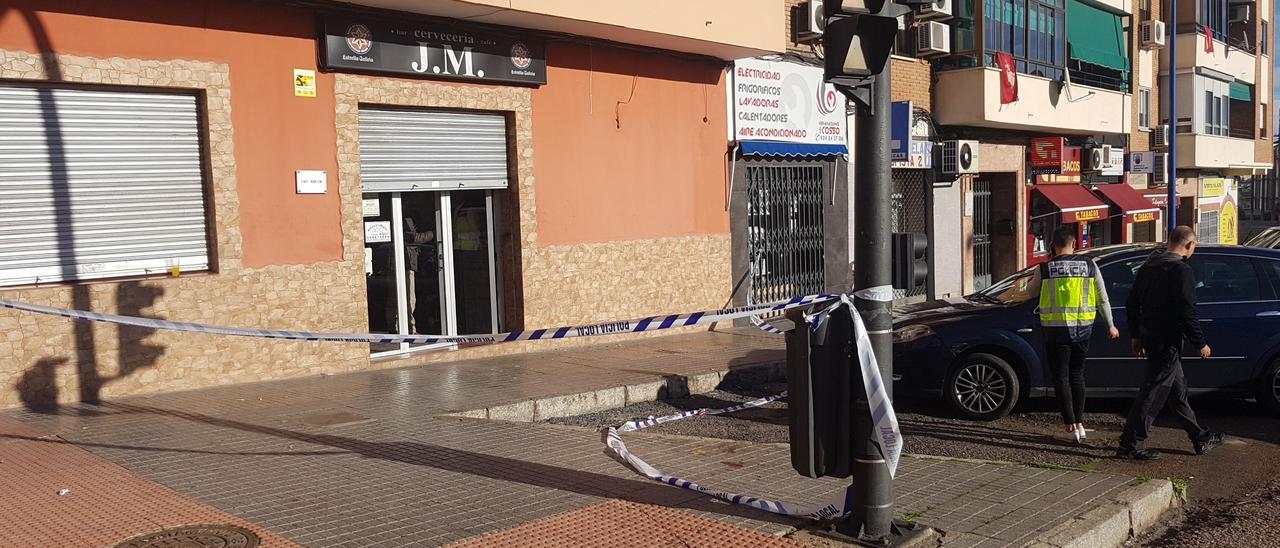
[345, 24, 373, 55]
[510, 42, 532, 69]
[816, 85, 838, 116]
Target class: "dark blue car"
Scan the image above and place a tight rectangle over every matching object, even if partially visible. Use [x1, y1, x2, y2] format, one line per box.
[892, 244, 1280, 420]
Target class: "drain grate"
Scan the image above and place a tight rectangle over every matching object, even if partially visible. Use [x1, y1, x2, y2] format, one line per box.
[113, 524, 260, 548]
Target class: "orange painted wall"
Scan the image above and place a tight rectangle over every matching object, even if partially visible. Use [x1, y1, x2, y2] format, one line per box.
[0, 0, 343, 268]
[531, 42, 730, 246]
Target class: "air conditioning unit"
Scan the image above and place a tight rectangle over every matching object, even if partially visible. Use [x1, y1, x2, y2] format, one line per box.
[941, 140, 979, 175]
[917, 0, 954, 20]
[1152, 153, 1168, 185]
[1140, 20, 1166, 49]
[1229, 5, 1250, 23]
[1152, 124, 1169, 148]
[916, 21, 951, 56]
[1084, 145, 1113, 172]
[796, 1, 824, 40]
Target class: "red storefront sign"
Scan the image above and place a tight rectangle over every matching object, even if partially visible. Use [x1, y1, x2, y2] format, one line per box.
[1029, 137, 1065, 174]
[1036, 146, 1082, 184]
[1071, 208, 1104, 222]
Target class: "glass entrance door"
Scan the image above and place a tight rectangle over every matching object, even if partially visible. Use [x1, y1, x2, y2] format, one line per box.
[364, 189, 500, 357]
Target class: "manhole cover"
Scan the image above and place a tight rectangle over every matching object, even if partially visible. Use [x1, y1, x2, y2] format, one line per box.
[113, 524, 260, 548]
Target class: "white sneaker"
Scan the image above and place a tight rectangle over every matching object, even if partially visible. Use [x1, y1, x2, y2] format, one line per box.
[1077, 427, 1091, 440]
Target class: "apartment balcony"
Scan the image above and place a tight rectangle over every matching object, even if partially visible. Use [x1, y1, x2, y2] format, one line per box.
[1176, 133, 1272, 173]
[331, 0, 783, 59]
[1164, 29, 1258, 84]
[934, 67, 1132, 135]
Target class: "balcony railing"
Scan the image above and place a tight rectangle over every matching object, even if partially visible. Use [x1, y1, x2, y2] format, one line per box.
[975, 53, 1066, 82]
[1175, 23, 1257, 53]
[954, 53, 1129, 93]
[1067, 63, 1129, 93]
[1230, 127, 1256, 139]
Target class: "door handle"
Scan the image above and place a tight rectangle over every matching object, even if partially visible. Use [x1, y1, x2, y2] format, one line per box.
[1258, 311, 1280, 318]
[1198, 319, 1214, 322]
[1017, 328, 1034, 333]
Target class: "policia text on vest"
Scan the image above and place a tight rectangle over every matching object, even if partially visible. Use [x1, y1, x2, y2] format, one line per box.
[1027, 231, 1117, 439]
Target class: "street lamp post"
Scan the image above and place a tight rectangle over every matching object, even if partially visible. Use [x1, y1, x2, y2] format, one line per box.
[1168, 0, 1179, 234]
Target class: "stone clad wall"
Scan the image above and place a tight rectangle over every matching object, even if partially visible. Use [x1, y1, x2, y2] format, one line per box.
[0, 49, 369, 410]
[333, 74, 731, 367]
[0, 43, 735, 410]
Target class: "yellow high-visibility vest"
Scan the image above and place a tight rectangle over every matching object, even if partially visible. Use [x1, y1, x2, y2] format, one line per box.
[1039, 256, 1098, 328]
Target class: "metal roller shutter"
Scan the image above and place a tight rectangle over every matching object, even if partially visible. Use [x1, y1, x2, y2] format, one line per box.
[0, 84, 210, 287]
[358, 106, 508, 192]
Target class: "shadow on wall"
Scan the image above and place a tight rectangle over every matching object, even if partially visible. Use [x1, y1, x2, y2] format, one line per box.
[3, 8, 169, 413]
[17, 282, 168, 413]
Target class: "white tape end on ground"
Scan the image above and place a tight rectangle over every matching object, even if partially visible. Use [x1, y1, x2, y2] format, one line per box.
[605, 392, 854, 520]
[605, 300, 904, 520]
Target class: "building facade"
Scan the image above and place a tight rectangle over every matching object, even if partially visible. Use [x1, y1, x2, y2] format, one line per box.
[914, 0, 1269, 287]
[0, 0, 783, 409]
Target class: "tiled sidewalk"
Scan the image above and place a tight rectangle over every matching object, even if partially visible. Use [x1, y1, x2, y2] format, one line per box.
[0, 416, 297, 547]
[2, 328, 1158, 547]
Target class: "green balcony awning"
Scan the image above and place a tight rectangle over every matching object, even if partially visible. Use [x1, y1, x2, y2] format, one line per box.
[1229, 81, 1253, 101]
[1067, 0, 1130, 73]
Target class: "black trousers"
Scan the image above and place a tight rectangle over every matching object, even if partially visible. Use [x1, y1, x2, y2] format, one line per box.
[1046, 340, 1089, 424]
[1118, 341, 1211, 451]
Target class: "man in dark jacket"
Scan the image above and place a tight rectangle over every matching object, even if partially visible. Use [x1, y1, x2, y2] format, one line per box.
[1117, 226, 1225, 460]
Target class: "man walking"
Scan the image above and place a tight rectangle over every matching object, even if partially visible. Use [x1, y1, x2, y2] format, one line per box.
[1031, 226, 1118, 442]
[1117, 226, 1225, 460]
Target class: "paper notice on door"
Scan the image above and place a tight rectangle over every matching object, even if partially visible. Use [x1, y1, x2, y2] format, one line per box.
[362, 198, 380, 217]
[364, 247, 373, 275]
[364, 221, 392, 243]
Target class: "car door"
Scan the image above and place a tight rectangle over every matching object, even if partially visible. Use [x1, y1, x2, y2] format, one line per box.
[1182, 253, 1273, 390]
[1085, 255, 1150, 392]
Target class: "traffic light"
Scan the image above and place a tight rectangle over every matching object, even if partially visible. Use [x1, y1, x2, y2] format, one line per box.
[822, 0, 911, 88]
[786, 305, 853, 479]
[892, 232, 928, 291]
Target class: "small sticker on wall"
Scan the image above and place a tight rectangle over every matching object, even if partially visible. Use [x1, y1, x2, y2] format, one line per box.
[294, 69, 317, 97]
[364, 221, 392, 243]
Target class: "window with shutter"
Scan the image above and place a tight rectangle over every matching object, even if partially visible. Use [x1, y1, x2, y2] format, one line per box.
[0, 84, 211, 287]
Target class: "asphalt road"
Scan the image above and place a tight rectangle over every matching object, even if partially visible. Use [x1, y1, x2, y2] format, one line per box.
[550, 381, 1280, 546]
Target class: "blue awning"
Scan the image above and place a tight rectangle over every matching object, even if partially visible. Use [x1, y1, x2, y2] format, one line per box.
[739, 141, 848, 157]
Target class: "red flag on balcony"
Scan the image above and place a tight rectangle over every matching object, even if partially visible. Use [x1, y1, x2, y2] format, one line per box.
[997, 52, 1018, 104]
[1204, 25, 1214, 52]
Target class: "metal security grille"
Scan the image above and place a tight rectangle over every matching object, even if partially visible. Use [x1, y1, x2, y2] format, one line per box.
[1199, 210, 1220, 244]
[747, 164, 825, 306]
[973, 179, 994, 291]
[359, 106, 508, 192]
[0, 84, 210, 287]
[892, 171, 928, 298]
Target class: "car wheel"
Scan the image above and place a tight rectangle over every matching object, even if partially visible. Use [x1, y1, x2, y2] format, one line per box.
[1257, 358, 1280, 415]
[945, 353, 1021, 421]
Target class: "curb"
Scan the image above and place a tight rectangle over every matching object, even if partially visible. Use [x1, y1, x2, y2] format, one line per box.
[444, 361, 787, 422]
[1022, 479, 1180, 548]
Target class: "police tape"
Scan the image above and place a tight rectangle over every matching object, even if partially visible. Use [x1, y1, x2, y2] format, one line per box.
[0, 294, 838, 346]
[832, 290, 903, 477]
[603, 291, 902, 520]
[604, 392, 855, 520]
[749, 316, 787, 334]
